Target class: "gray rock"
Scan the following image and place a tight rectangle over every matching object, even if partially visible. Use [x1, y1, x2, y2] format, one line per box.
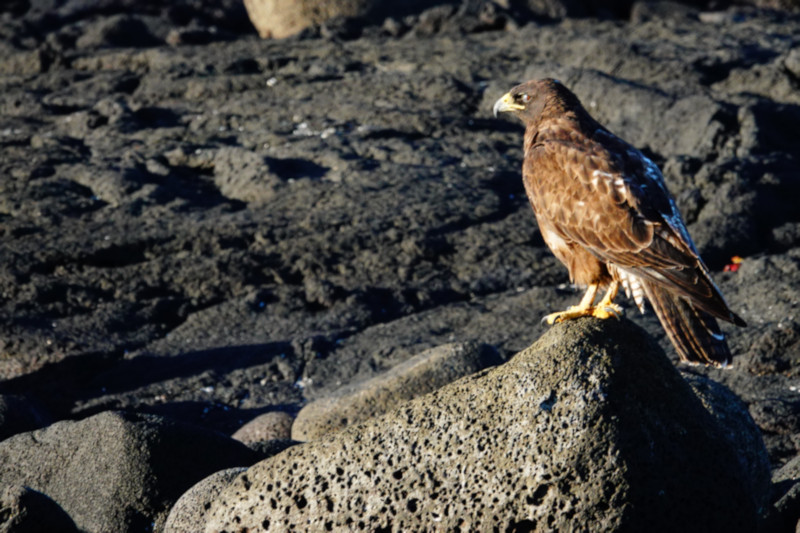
[0, 48, 49, 76]
[524, 0, 586, 19]
[743, 320, 800, 376]
[785, 47, 800, 78]
[775, 455, 800, 485]
[630, 1, 698, 23]
[206, 318, 758, 532]
[246, 438, 300, 459]
[0, 411, 257, 533]
[0, 484, 78, 533]
[762, 455, 800, 532]
[232, 411, 294, 444]
[163, 468, 247, 533]
[243, 0, 369, 39]
[750, 398, 800, 436]
[212, 147, 280, 204]
[292, 341, 504, 441]
[242, 0, 455, 39]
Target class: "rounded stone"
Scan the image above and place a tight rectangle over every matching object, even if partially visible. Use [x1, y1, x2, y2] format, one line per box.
[163, 468, 247, 533]
[292, 342, 503, 441]
[0, 411, 257, 533]
[243, 0, 371, 39]
[232, 411, 294, 444]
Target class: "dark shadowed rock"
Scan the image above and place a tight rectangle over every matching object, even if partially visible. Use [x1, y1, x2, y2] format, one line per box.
[0, 394, 50, 442]
[630, 1, 698, 23]
[74, 15, 165, 49]
[0, 411, 258, 533]
[762, 455, 800, 532]
[681, 372, 771, 512]
[292, 341, 504, 441]
[0, 484, 78, 533]
[206, 318, 760, 532]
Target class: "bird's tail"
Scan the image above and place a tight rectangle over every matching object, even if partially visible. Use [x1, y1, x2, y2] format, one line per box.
[642, 281, 733, 366]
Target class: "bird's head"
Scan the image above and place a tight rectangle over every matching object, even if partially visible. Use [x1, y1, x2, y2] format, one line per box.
[493, 78, 580, 125]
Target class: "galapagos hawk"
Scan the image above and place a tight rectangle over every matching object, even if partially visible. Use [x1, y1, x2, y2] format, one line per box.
[493, 78, 745, 366]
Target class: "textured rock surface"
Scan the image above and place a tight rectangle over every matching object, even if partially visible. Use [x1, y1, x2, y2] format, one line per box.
[164, 467, 247, 533]
[292, 341, 503, 440]
[207, 318, 761, 532]
[246, 438, 300, 458]
[0, 411, 258, 533]
[762, 455, 800, 531]
[232, 411, 294, 444]
[0, 484, 78, 533]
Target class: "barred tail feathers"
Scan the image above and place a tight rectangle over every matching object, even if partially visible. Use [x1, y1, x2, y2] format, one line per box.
[642, 281, 733, 366]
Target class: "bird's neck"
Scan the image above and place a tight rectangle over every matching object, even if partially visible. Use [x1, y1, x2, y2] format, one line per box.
[526, 106, 597, 142]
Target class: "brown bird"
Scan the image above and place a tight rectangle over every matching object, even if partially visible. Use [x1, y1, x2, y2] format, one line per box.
[493, 78, 745, 366]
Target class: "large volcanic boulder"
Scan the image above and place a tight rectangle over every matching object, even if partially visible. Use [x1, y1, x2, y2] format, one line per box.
[205, 318, 765, 532]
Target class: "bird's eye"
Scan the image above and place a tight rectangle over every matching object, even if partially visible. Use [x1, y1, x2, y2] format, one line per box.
[520, 93, 531, 103]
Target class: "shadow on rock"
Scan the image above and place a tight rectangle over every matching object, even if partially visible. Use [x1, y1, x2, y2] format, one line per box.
[0, 342, 300, 433]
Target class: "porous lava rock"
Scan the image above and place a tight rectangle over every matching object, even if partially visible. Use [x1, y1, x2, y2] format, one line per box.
[0, 411, 258, 533]
[206, 318, 761, 532]
[292, 341, 503, 441]
[163, 467, 247, 533]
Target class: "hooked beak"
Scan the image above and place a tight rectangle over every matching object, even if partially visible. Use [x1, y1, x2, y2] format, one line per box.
[493, 92, 524, 117]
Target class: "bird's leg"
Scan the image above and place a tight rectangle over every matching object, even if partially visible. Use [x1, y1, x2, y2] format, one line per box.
[543, 282, 624, 324]
[543, 284, 599, 324]
[590, 281, 623, 320]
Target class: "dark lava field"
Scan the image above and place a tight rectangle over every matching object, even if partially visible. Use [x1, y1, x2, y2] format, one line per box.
[1, 0, 799, 509]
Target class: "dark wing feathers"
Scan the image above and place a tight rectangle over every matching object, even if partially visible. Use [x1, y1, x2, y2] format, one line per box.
[526, 128, 742, 326]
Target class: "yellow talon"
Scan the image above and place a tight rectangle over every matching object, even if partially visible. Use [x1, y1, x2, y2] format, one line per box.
[543, 282, 623, 324]
[543, 306, 594, 324]
[591, 303, 623, 320]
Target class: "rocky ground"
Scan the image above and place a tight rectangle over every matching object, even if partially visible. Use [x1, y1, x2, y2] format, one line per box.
[0, 0, 799, 531]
